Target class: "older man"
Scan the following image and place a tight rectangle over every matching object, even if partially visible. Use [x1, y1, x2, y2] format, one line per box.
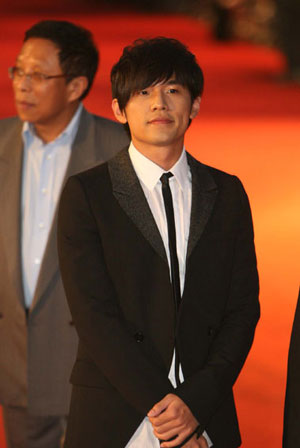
[0, 20, 128, 448]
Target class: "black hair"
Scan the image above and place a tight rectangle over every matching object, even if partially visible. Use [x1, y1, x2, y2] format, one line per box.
[24, 20, 99, 100]
[111, 37, 204, 111]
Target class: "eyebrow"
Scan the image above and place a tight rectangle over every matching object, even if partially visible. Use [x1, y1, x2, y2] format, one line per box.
[16, 55, 42, 66]
[133, 78, 182, 94]
[15, 58, 43, 71]
[151, 78, 182, 87]
[165, 78, 180, 85]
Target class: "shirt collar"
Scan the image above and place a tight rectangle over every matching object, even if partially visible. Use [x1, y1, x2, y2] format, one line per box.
[128, 142, 190, 191]
[22, 103, 83, 146]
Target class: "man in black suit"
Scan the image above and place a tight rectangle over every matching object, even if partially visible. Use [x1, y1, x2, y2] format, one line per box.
[283, 288, 300, 447]
[57, 37, 260, 447]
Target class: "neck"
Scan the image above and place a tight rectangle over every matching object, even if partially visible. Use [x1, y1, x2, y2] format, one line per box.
[33, 102, 79, 143]
[132, 141, 184, 171]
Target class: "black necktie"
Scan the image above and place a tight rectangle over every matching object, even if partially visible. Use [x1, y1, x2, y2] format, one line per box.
[160, 172, 181, 386]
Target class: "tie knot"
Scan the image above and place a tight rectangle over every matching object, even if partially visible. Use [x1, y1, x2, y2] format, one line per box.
[160, 172, 173, 186]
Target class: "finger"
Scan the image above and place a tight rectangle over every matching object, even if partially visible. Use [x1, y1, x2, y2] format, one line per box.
[160, 429, 191, 448]
[148, 394, 174, 418]
[153, 423, 184, 440]
[152, 420, 184, 435]
[197, 435, 209, 448]
[149, 413, 169, 427]
[183, 441, 198, 448]
[184, 441, 199, 448]
[149, 410, 177, 428]
[149, 400, 179, 427]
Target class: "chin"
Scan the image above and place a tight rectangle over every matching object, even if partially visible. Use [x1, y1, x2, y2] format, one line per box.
[16, 109, 30, 121]
[17, 111, 38, 124]
[153, 138, 177, 147]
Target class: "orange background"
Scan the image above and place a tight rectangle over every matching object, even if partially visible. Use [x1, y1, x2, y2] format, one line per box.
[0, 11, 299, 447]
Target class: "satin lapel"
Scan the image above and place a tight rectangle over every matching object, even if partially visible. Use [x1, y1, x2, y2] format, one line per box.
[31, 109, 106, 311]
[186, 153, 218, 259]
[0, 119, 24, 306]
[108, 149, 168, 263]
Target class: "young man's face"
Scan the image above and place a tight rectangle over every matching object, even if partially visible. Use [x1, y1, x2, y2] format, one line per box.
[12, 38, 77, 127]
[112, 78, 200, 155]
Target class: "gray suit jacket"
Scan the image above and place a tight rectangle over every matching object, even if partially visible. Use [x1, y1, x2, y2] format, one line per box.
[0, 107, 129, 415]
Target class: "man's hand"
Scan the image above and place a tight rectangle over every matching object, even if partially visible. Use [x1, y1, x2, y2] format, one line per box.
[147, 393, 200, 447]
[182, 434, 209, 448]
[156, 433, 208, 448]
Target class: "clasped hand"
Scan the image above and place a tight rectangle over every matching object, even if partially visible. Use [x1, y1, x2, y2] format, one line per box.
[147, 394, 208, 448]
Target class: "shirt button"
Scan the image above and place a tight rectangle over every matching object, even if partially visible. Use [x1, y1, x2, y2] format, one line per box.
[47, 154, 52, 160]
[39, 222, 45, 229]
[41, 188, 47, 194]
[34, 258, 41, 265]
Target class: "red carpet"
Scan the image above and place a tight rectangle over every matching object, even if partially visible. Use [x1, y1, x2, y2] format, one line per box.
[1, 11, 299, 448]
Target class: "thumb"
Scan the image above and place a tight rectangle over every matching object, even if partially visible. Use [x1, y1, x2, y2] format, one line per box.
[147, 394, 174, 418]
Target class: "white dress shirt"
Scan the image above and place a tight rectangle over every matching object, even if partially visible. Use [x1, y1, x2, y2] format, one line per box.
[21, 104, 83, 308]
[126, 143, 212, 447]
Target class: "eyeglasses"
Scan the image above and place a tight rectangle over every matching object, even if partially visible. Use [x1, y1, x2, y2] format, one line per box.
[8, 66, 70, 84]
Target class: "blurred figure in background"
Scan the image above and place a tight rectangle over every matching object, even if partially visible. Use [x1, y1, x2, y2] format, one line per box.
[275, 0, 300, 82]
[211, 0, 242, 41]
[0, 19, 128, 448]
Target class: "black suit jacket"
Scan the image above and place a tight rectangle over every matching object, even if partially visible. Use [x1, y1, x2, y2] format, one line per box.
[283, 288, 300, 447]
[57, 148, 260, 447]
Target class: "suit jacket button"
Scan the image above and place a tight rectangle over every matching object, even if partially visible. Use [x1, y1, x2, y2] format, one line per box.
[208, 327, 214, 336]
[134, 332, 144, 343]
[69, 320, 74, 326]
[0, 312, 3, 319]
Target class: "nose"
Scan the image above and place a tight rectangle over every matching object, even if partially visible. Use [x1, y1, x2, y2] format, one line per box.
[150, 90, 167, 111]
[15, 74, 32, 92]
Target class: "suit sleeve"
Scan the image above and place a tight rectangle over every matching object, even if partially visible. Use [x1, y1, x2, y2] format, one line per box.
[57, 175, 173, 416]
[175, 176, 260, 432]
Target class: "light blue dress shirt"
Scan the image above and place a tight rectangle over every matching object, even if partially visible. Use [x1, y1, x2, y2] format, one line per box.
[21, 104, 83, 308]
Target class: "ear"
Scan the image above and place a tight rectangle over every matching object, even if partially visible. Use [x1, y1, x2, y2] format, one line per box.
[67, 76, 89, 102]
[112, 98, 127, 124]
[190, 96, 201, 119]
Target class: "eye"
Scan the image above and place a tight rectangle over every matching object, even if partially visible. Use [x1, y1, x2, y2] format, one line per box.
[167, 88, 179, 94]
[139, 89, 149, 96]
[14, 67, 24, 77]
[31, 72, 47, 83]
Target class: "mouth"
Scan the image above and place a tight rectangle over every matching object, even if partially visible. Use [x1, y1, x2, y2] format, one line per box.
[16, 101, 35, 110]
[148, 117, 173, 125]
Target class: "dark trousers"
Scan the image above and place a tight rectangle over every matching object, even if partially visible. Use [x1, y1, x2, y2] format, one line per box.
[2, 406, 66, 448]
